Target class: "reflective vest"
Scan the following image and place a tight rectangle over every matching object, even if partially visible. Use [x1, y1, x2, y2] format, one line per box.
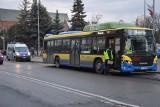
[104, 49, 113, 60]
[126, 50, 132, 54]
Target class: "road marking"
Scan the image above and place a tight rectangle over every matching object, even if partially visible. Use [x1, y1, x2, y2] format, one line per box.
[0, 71, 139, 107]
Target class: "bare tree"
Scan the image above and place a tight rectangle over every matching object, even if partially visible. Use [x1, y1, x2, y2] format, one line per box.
[91, 13, 102, 24]
[136, 14, 160, 43]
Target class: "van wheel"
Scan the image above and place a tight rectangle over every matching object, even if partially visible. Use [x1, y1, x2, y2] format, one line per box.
[55, 57, 60, 68]
[28, 59, 31, 62]
[94, 59, 103, 74]
[14, 57, 18, 62]
[7, 58, 10, 61]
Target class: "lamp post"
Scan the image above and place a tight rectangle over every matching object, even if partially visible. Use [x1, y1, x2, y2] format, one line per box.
[153, 0, 155, 33]
[37, 0, 40, 56]
[0, 17, 5, 51]
[33, 0, 40, 56]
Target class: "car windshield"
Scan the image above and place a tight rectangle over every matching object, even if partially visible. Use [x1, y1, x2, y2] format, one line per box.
[15, 47, 28, 52]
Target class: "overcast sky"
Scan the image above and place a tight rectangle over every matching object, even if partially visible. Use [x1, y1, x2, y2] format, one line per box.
[0, 0, 160, 23]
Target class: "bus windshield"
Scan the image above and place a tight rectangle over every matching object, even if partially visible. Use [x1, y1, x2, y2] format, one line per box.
[124, 30, 155, 53]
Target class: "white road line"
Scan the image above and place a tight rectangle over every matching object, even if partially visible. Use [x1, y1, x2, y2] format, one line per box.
[0, 71, 139, 107]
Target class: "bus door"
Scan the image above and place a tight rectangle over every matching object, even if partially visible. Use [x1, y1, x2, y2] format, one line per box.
[47, 41, 54, 64]
[108, 37, 121, 70]
[70, 39, 80, 66]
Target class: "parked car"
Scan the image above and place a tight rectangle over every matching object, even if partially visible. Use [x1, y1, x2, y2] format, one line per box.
[156, 43, 160, 58]
[0, 52, 4, 64]
[157, 47, 160, 58]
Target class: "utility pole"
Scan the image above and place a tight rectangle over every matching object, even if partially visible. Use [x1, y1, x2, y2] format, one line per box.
[153, 0, 155, 32]
[37, 0, 40, 56]
[33, 0, 40, 56]
[144, 0, 146, 27]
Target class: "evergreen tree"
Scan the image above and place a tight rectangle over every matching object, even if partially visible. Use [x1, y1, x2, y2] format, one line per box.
[6, 24, 17, 43]
[52, 10, 63, 35]
[16, 0, 31, 45]
[70, 0, 86, 31]
[29, 0, 52, 47]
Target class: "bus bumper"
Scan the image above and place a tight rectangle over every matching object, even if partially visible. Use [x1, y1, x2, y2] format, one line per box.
[121, 62, 157, 72]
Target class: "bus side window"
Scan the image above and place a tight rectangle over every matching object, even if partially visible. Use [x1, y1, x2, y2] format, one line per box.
[97, 36, 105, 54]
[62, 39, 70, 53]
[81, 37, 92, 54]
[92, 37, 97, 54]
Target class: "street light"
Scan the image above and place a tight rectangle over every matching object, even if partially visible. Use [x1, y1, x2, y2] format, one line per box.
[37, 0, 40, 56]
[33, 0, 40, 56]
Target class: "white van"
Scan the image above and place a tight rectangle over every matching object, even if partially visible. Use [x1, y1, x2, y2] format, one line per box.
[6, 43, 31, 61]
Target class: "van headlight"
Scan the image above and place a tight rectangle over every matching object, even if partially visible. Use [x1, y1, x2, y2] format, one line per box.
[16, 52, 20, 56]
[28, 52, 31, 56]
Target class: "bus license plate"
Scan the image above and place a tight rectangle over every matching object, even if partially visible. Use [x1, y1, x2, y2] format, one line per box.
[141, 67, 147, 70]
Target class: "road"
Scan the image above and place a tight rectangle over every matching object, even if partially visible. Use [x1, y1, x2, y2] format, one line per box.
[0, 60, 160, 107]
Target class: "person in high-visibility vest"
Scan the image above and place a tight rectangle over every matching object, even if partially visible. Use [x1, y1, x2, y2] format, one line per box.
[103, 48, 113, 74]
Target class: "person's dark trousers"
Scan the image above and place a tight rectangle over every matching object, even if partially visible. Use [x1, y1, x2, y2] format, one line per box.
[104, 60, 109, 74]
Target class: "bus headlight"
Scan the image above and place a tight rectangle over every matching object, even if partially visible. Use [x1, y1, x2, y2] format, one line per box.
[127, 61, 132, 64]
[153, 61, 157, 64]
[124, 60, 132, 64]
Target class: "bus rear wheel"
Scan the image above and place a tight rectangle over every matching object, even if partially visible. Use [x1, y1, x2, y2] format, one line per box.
[94, 59, 104, 74]
[55, 57, 60, 68]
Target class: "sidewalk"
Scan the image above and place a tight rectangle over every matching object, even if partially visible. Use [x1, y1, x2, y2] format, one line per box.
[31, 56, 43, 63]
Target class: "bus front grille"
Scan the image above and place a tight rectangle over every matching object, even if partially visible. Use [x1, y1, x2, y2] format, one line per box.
[132, 56, 153, 66]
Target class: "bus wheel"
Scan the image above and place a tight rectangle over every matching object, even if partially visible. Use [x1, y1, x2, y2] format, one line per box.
[55, 57, 60, 68]
[94, 59, 103, 74]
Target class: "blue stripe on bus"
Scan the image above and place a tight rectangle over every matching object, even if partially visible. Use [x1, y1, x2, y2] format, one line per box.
[60, 59, 70, 65]
[80, 61, 93, 68]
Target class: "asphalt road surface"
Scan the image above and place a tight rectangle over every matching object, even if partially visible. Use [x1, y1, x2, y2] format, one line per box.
[0, 60, 160, 107]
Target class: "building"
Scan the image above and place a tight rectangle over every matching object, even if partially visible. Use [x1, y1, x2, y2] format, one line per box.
[0, 8, 70, 50]
[0, 8, 69, 32]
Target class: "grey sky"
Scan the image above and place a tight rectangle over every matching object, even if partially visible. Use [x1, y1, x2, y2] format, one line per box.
[0, 0, 160, 23]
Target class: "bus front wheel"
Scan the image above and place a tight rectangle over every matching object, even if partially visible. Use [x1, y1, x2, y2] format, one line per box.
[94, 59, 103, 74]
[55, 57, 60, 68]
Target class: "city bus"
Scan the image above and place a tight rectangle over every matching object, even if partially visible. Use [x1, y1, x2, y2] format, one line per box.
[42, 22, 157, 73]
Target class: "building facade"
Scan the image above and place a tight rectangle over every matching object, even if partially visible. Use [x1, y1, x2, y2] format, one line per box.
[0, 8, 69, 32]
[0, 8, 69, 50]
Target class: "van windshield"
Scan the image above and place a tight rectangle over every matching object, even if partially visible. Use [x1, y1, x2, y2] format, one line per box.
[15, 47, 28, 52]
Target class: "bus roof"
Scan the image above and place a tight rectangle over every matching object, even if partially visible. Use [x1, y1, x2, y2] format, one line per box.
[83, 22, 137, 32]
[44, 31, 92, 40]
[44, 22, 152, 40]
